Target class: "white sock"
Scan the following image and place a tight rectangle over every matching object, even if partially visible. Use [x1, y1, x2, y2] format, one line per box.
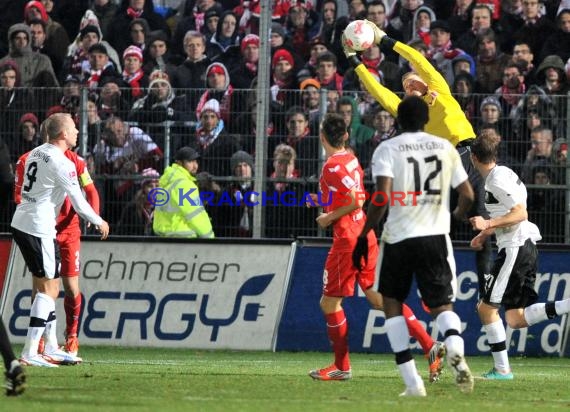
[385, 316, 410, 353]
[397, 359, 424, 389]
[484, 319, 510, 372]
[555, 299, 570, 316]
[44, 311, 59, 353]
[22, 293, 53, 358]
[436, 310, 465, 358]
[386, 316, 422, 388]
[524, 303, 547, 326]
[525, 300, 570, 326]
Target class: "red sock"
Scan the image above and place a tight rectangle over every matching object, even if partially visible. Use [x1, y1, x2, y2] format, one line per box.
[326, 310, 350, 371]
[64, 294, 82, 337]
[403, 303, 433, 355]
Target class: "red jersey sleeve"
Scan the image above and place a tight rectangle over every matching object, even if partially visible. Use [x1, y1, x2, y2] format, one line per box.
[13, 152, 29, 205]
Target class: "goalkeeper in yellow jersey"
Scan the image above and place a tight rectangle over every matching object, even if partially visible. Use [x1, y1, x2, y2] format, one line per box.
[343, 20, 491, 298]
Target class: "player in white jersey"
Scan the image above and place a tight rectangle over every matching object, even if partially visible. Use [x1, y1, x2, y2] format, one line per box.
[10, 113, 110, 368]
[352, 96, 475, 396]
[469, 130, 570, 380]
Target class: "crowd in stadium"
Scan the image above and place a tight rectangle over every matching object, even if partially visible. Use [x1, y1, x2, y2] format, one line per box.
[0, 0, 569, 239]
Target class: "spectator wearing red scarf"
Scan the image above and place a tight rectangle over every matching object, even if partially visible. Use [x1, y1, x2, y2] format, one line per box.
[122, 45, 148, 102]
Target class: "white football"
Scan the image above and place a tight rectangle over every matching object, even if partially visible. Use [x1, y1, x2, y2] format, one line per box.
[343, 20, 375, 52]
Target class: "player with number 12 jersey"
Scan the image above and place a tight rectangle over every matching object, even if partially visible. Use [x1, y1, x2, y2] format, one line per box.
[371, 135, 467, 244]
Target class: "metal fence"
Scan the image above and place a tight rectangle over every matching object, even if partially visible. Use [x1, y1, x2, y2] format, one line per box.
[1, 86, 568, 242]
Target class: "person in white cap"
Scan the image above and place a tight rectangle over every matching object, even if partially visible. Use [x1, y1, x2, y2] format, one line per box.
[191, 98, 241, 177]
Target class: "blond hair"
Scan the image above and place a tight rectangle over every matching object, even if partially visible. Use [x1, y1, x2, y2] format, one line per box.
[273, 144, 296, 163]
[46, 113, 72, 141]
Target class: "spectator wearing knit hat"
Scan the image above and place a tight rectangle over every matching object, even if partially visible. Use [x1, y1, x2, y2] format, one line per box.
[129, 70, 193, 148]
[202, 8, 221, 42]
[477, 95, 513, 155]
[10, 112, 41, 163]
[116, 167, 159, 236]
[270, 48, 298, 110]
[23, 0, 70, 58]
[229, 34, 260, 89]
[62, 10, 122, 81]
[190, 99, 241, 177]
[270, 22, 287, 50]
[106, 0, 170, 59]
[121, 45, 149, 102]
[195, 62, 235, 125]
[285, 0, 318, 61]
[269, 22, 304, 69]
[219, 149, 256, 237]
[300, 78, 321, 129]
[296, 36, 330, 83]
[142, 30, 177, 76]
[83, 43, 120, 90]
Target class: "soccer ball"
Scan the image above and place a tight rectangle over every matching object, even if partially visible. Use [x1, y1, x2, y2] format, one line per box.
[343, 20, 375, 52]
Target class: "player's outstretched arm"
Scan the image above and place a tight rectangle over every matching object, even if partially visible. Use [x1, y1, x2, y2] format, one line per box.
[342, 31, 400, 117]
[380, 37, 450, 94]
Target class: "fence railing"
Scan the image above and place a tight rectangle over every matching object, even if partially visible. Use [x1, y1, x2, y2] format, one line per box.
[1, 87, 568, 242]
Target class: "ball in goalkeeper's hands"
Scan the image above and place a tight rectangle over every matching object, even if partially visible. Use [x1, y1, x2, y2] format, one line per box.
[343, 20, 375, 52]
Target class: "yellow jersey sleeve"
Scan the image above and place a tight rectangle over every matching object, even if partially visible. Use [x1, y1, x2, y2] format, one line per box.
[354, 64, 401, 117]
[393, 42, 451, 95]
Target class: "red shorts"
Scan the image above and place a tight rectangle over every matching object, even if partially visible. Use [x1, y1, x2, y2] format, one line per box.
[56, 231, 81, 277]
[322, 240, 379, 297]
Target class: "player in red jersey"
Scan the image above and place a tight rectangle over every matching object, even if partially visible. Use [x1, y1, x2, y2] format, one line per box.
[308, 113, 444, 381]
[14, 118, 100, 357]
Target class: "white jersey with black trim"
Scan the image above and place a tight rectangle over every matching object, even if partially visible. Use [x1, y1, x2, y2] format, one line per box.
[371, 131, 468, 243]
[484, 165, 541, 249]
[11, 143, 103, 238]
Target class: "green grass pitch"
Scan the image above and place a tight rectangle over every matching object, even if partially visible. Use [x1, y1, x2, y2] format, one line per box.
[5, 347, 570, 411]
